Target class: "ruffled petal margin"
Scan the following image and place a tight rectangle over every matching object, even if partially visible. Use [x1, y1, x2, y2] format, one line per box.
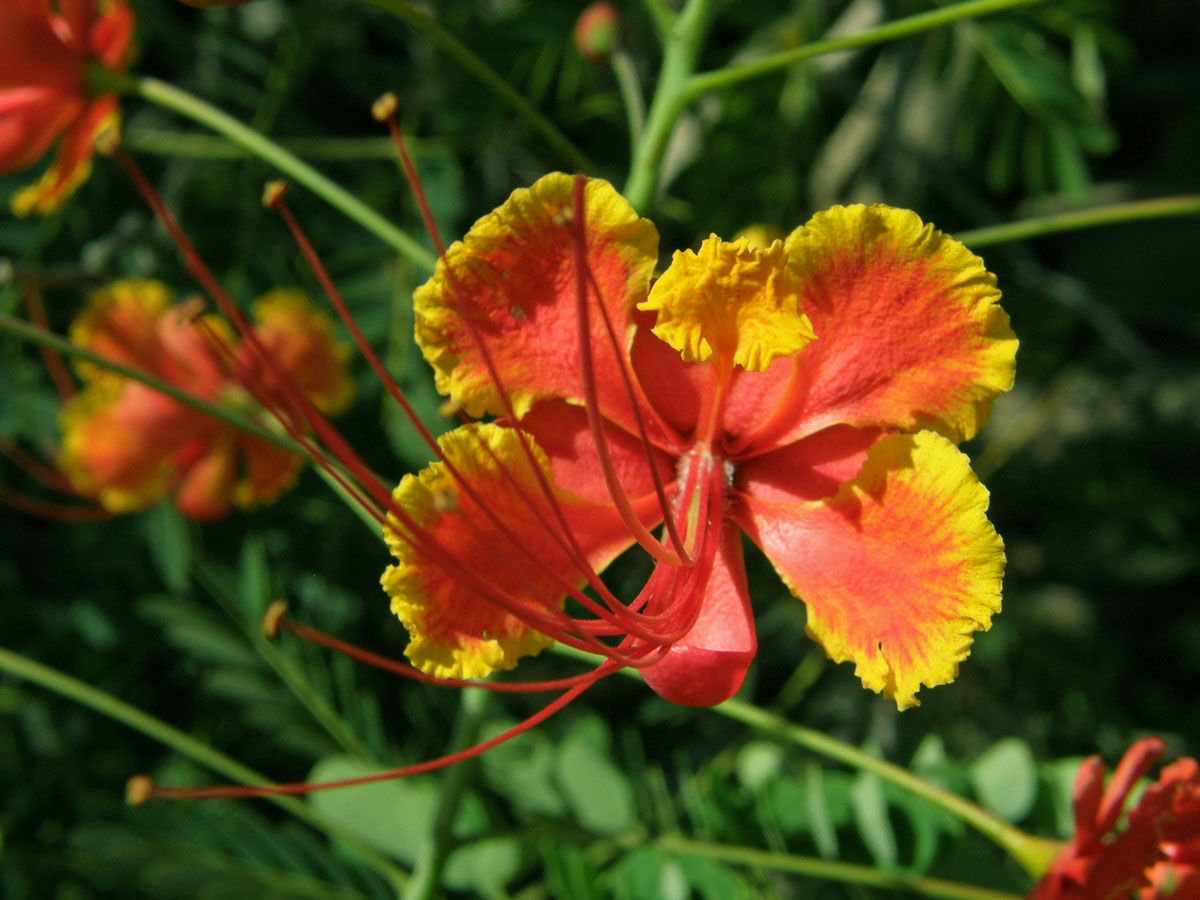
[735, 204, 1016, 453]
[736, 430, 1004, 709]
[414, 173, 658, 422]
[381, 422, 663, 680]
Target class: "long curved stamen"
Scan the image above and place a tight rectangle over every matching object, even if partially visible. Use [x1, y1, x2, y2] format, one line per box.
[569, 175, 689, 568]
[135, 667, 609, 801]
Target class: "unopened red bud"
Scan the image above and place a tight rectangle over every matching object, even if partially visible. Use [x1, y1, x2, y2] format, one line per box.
[573, 3, 621, 64]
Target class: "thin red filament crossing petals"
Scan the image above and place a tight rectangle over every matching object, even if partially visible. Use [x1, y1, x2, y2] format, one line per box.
[569, 174, 690, 568]
[22, 283, 75, 400]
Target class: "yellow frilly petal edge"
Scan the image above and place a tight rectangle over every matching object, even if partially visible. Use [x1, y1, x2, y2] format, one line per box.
[414, 172, 658, 419]
[381, 423, 562, 680]
[809, 431, 1003, 708]
[786, 204, 1017, 443]
[68, 279, 175, 385]
[640, 235, 816, 373]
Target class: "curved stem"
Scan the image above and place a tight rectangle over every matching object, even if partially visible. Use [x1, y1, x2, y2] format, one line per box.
[656, 836, 1024, 900]
[715, 699, 1063, 876]
[402, 689, 491, 900]
[129, 76, 436, 272]
[124, 130, 415, 162]
[356, 0, 593, 173]
[0, 645, 410, 894]
[957, 194, 1200, 248]
[685, 0, 1049, 100]
[623, 0, 716, 212]
[611, 49, 646, 159]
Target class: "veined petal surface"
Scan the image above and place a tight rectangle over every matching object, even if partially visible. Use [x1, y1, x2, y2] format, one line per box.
[414, 173, 657, 422]
[736, 430, 1004, 708]
[735, 205, 1016, 452]
[381, 423, 660, 680]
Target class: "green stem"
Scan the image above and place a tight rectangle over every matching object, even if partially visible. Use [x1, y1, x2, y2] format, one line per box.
[356, 0, 593, 173]
[124, 130, 418, 162]
[0, 645, 409, 894]
[0, 313, 386, 537]
[610, 49, 647, 159]
[641, 0, 677, 39]
[685, 0, 1048, 99]
[129, 76, 436, 272]
[623, 0, 716, 211]
[0, 313, 299, 453]
[656, 836, 1023, 900]
[956, 194, 1200, 248]
[403, 689, 492, 900]
[715, 699, 1063, 876]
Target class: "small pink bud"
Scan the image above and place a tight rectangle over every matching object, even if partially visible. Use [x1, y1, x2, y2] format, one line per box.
[573, 3, 621, 64]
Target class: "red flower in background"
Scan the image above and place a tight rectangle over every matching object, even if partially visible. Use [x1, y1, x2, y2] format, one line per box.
[0, 0, 134, 215]
[1030, 738, 1200, 900]
[59, 280, 354, 520]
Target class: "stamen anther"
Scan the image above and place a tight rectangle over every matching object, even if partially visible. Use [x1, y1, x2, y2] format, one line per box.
[126, 774, 155, 806]
[261, 600, 288, 639]
[372, 92, 399, 122]
[262, 180, 289, 209]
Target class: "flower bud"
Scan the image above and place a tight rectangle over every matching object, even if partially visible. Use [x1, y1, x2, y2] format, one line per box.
[573, 3, 621, 64]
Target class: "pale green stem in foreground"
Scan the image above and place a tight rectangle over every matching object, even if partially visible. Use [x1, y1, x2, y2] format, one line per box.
[403, 689, 492, 900]
[356, 0, 593, 173]
[0, 313, 382, 536]
[641, 0, 677, 39]
[129, 76, 436, 272]
[957, 194, 1200, 247]
[611, 49, 647, 158]
[657, 836, 1024, 900]
[624, 0, 716, 211]
[624, 0, 1048, 211]
[548, 644, 1060, 877]
[124, 130, 412, 162]
[0, 646, 410, 894]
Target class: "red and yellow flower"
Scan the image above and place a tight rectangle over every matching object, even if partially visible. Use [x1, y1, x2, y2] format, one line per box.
[0, 0, 134, 215]
[59, 279, 353, 520]
[1030, 737, 1200, 900]
[381, 173, 1017, 708]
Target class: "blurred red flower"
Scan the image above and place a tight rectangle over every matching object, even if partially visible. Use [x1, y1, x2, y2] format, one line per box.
[0, 0, 134, 215]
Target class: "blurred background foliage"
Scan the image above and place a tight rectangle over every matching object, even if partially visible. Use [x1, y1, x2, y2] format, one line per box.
[1, 0, 1198, 897]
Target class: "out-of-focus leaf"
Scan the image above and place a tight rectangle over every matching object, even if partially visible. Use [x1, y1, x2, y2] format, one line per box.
[609, 848, 688, 900]
[970, 738, 1038, 823]
[851, 771, 897, 868]
[734, 740, 784, 793]
[540, 841, 604, 900]
[143, 504, 191, 594]
[553, 716, 635, 835]
[479, 718, 566, 817]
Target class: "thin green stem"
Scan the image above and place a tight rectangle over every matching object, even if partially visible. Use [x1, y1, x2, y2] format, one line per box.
[715, 699, 1063, 876]
[656, 836, 1024, 900]
[356, 0, 593, 173]
[124, 130, 420, 162]
[403, 689, 492, 900]
[685, 0, 1048, 99]
[0, 313, 298, 453]
[545, 643, 1059, 876]
[624, 0, 716, 211]
[130, 76, 435, 272]
[641, 0, 677, 41]
[957, 194, 1200, 248]
[0, 645, 409, 894]
[0, 313, 385, 536]
[610, 49, 646, 159]
[194, 563, 375, 762]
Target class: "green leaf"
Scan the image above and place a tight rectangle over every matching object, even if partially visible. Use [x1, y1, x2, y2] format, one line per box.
[142, 503, 191, 594]
[540, 841, 604, 900]
[970, 738, 1038, 823]
[851, 771, 896, 868]
[443, 836, 523, 897]
[610, 848, 688, 900]
[804, 761, 838, 858]
[480, 719, 566, 818]
[734, 740, 784, 793]
[237, 533, 271, 619]
[553, 717, 635, 835]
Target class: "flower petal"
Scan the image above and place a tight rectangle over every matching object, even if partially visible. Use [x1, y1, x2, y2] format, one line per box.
[736, 430, 1004, 708]
[11, 95, 117, 215]
[639, 521, 756, 707]
[640, 235, 815, 373]
[68, 279, 175, 383]
[414, 173, 657, 422]
[381, 422, 661, 680]
[734, 205, 1016, 452]
[248, 288, 354, 415]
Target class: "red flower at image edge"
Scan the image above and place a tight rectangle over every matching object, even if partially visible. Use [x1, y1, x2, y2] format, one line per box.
[380, 174, 1017, 709]
[1031, 737, 1200, 900]
[0, 0, 134, 215]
